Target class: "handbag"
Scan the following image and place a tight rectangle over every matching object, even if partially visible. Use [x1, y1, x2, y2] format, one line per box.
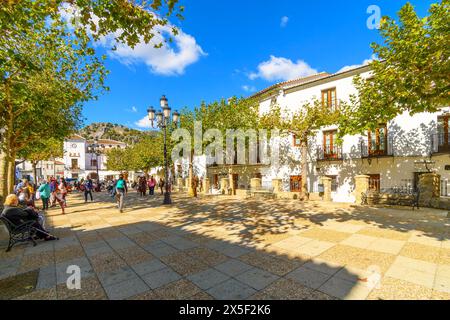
[35, 191, 41, 200]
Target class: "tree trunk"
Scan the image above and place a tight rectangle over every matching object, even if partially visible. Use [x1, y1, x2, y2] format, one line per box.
[32, 161, 38, 184]
[7, 154, 16, 194]
[0, 151, 8, 204]
[188, 149, 194, 196]
[301, 138, 309, 200]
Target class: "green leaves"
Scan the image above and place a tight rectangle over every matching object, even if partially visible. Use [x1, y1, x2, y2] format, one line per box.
[339, 0, 450, 137]
[106, 134, 165, 172]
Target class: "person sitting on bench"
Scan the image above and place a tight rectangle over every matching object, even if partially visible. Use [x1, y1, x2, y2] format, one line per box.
[1, 194, 57, 241]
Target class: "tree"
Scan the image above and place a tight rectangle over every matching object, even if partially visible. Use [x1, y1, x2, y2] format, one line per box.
[0, 6, 106, 196]
[177, 97, 260, 195]
[0, 0, 182, 201]
[18, 138, 64, 183]
[338, 1, 450, 136]
[105, 147, 130, 172]
[105, 135, 165, 174]
[261, 99, 340, 198]
[129, 135, 165, 173]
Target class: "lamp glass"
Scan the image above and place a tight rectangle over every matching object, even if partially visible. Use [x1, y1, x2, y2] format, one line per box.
[156, 112, 163, 124]
[147, 107, 155, 120]
[163, 105, 171, 118]
[160, 95, 168, 108]
[172, 111, 179, 124]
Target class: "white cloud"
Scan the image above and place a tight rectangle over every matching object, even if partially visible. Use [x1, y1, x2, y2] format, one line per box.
[60, 5, 205, 76]
[98, 25, 206, 76]
[126, 106, 138, 113]
[280, 16, 289, 27]
[242, 85, 257, 93]
[337, 56, 376, 73]
[135, 116, 152, 129]
[249, 55, 318, 82]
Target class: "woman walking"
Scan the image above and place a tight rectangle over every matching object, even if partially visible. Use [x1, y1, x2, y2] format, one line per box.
[59, 178, 68, 207]
[148, 176, 156, 196]
[138, 176, 147, 197]
[115, 174, 128, 213]
[53, 182, 66, 214]
[38, 180, 51, 211]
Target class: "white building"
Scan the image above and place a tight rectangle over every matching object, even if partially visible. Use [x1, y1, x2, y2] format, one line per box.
[202, 65, 450, 202]
[63, 135, 128, 181]
[16, 159, 65, 182]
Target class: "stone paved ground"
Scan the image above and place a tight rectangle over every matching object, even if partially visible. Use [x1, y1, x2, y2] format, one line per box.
[1, 190, 450, 300]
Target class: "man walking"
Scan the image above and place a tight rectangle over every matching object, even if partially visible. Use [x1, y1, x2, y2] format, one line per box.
[115, 174, 128, 213]
[84, 177, 94, 202]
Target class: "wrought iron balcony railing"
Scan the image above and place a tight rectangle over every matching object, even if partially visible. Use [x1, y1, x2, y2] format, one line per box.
[316, 145, 343, 161]
[360, 136, 394, 158]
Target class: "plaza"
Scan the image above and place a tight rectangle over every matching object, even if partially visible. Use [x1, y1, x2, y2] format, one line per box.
[1, 191, 449, 300]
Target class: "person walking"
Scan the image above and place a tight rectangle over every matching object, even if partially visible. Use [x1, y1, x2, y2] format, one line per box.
[38, 180, 51, 211]
[159, 177, 165, 195]
[53, 181, 66, 214]
[138, 176, 147, 197]
[59, 177, 68, 206]
[49, 177, 57, 207]
[148, 176, 156, 196]
[84, 177, 94, 202]
[115, 174, 128, 213]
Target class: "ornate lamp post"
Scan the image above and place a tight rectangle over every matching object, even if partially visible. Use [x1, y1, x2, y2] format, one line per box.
[147, 95, 180, 205]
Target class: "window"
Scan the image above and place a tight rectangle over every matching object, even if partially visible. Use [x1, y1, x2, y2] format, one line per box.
[290, 176, 302, 192]
[368, 124, 387, 156]
[71, 159, 78, 169]
[322, 88, 337, 111]
[441, 178, 450, 197]
[91, 159, 98, 167]
[437, 116, 450, 150]
[323, 130, 339, 159]
[293, 135, 301, 147]
[326, 175, 338, 192]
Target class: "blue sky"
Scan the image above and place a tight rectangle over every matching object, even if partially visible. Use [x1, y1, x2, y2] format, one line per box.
[82, 0, 435, 129]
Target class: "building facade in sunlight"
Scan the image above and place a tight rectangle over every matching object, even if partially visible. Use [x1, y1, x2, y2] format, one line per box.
[63, 134, 128, 181]
[204, 65, 450, 202]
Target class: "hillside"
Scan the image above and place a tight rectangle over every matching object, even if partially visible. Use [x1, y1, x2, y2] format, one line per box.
[79, 122, 157, 145]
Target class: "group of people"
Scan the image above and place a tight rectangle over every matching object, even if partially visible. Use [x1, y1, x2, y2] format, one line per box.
[136, 176, 165, 197]
[14, 177, 68, 214]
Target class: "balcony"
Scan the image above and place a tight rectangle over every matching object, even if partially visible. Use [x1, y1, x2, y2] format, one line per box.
[431, 133, 450, 155]
[316, 145, 343, 161]
[360, 137, 394, 158]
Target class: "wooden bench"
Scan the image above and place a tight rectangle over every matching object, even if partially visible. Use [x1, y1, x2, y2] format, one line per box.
[0, 216, 37, 252]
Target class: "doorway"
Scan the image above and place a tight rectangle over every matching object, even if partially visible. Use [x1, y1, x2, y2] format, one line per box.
[290, 176, 302, 192]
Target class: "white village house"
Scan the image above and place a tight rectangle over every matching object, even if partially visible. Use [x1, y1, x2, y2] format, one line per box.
[63, 134, 130, 181]
[183, 65, 450, 203]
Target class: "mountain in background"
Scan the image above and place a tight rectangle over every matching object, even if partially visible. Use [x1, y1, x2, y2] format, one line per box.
[79, 122, 157, 145]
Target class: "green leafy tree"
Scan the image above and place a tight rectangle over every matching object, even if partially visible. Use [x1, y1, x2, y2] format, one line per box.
[261, 99, 340, 198]
[178, 97, 260, 195]
[0, 0, 182, 200]
[339, 1, 450, 136]
[105, 147, 130, 172]
[18, 138, 64, 183]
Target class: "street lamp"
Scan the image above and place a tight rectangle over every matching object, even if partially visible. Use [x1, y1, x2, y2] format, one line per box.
[88, 139, 100, 181]
[147, 95, 180, 205]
